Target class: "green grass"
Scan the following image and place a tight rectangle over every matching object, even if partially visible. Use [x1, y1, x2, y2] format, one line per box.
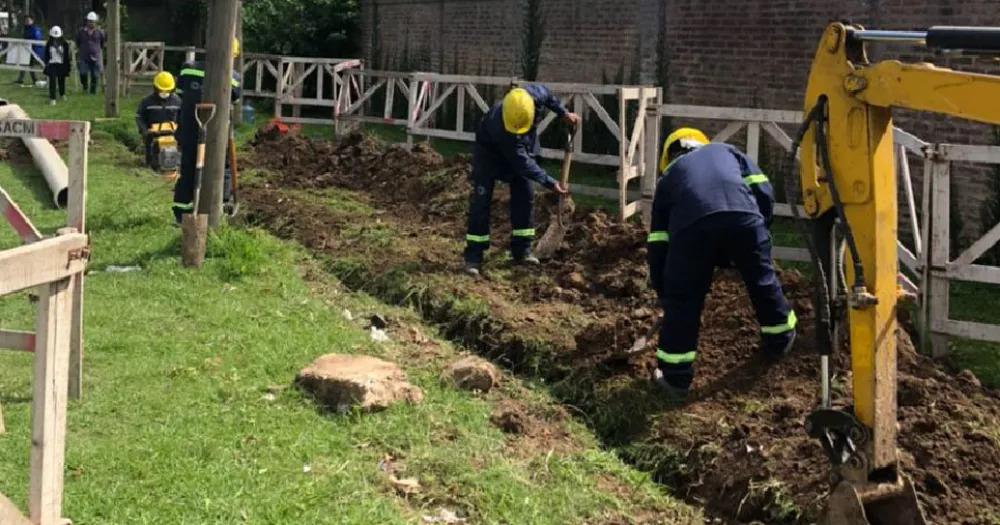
[0, 73, 698, 524]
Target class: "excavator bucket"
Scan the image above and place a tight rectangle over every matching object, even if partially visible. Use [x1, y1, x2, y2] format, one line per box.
[820, 479, 928, 525]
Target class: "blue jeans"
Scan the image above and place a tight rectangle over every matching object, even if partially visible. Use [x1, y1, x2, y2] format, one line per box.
[79, 59, 101, 94]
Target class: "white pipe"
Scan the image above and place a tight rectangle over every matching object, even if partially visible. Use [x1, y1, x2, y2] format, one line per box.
[0, 104, 69, 208]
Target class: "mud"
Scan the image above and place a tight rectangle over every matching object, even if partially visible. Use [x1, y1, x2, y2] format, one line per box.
[245, 132, 1000, 524]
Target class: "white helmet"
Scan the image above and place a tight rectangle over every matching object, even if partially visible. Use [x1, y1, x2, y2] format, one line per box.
[49, 26, 62, 38]
[86, 12, 99, 22]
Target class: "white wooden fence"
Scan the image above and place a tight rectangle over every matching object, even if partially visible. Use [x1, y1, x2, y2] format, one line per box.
[0, 117, 90, 525]
[0, 36, 44, 73]
[642, 104, 1000, 355]
[330, 68, 659, 220]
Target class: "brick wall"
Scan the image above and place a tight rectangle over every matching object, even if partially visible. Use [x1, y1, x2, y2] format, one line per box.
[361, 0, 1000, 242]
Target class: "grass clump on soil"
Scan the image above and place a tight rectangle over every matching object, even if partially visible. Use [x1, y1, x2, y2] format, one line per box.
[0, 78, 701, 524]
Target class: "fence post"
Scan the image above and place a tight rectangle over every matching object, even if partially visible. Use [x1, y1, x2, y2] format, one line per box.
[406, 74, 417, 149]
[275, 58, 286, 120]
[918, 157, 933, 352]
[928, 152, 951, 357]
[67, 122, 89, 400]
[617, 88, 628, 221]
[642, 98, 660, 228]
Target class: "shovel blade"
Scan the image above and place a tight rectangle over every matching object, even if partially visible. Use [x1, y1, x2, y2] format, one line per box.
[821, 479, 928, 525]
[534, 196, 575, 260]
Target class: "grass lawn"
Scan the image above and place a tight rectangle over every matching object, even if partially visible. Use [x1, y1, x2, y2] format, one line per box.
[0, 72, 699, 523]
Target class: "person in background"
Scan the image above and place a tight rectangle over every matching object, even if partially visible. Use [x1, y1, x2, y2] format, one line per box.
[75, 11, 105, 94]
[14, 16, 42, 86]
[43, 26, 71, 105]
[136, 72, 182, 166]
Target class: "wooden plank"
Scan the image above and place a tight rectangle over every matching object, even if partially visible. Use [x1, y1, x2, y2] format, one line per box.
[642, 107, 660, 228]
[281, 116, 334, 126]
[410, 127, 475, 142]
[29, 276, 75, 525]
[945, 263, 1000, 285]
[538, 149, 620, 167]
[0, 493, 32, 525]
[574, 184, 630, 200]
[918, 157, 934, 352]
[928, 159, 952, 357]
[344, 78, 387, 115]
[774, 246, 811, 262]
[466, 84, 490, 113]
[67, 123, 88, 401]
[618, 90, 629, 220]
[413, 84, 457, 129]
[411, 72, 515, 87]
[658, 104, 803, 123]
[340, 115, 409, 127]
[893, 126, 929, 154]
[583, 93, 622, 142]
[0, 186, 42, 243]
[456, 87, 465, 133]
[712, 122, 745, 144]
[898, 145, 923, 257]
[547, 82, 622, 96]
[573, 95, 585, 153]
[383, 77, 397, 120]
[773, 203, 807, 217]
[746, 122, 761, 164]
[898, 242, 920, 272]
[937, 319, 1000, 343]
[899, 272, 919, 295]
[0, 329, 35, 352]
[0, 234, 89, 297]
[625, 94, 649, 164]
[622, 200, 640, 220]
[937, 144, 1000, 164]
[953, 220, 1000, 266]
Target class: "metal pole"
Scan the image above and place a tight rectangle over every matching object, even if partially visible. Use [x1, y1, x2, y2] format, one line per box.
[850, 30, 928, 45]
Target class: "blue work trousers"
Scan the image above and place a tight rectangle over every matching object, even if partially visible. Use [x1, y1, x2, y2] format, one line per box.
[463, 151, 535, 264]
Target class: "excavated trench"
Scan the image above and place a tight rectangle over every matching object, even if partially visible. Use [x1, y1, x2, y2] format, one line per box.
[241, 130, 1000, 524]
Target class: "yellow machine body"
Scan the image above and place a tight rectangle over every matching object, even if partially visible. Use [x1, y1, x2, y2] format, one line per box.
[799, 22, 1000, 524]
[148, 121, 180, 180]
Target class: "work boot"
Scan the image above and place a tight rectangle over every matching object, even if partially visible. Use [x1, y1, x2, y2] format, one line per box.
[463, 262, 482, 277]
[652, 369, 689, 401]
[513, 254, 541, 266]
[49, 100, 56, 106]
[762, 331, 797, 361]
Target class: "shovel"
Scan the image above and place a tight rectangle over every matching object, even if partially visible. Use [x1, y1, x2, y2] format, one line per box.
[535, 128, 576, 260]
[181, 102, 216, 268]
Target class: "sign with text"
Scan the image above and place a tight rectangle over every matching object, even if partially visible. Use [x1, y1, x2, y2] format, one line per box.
[0, 119, 72, 140]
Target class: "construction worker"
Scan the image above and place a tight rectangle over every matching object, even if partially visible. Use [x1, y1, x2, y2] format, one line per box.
[647, 128, 796, 396]
[463, 85, 581, 275]
[75, 12, 105, 94]
[136, 72, 181, 167]
[172, 38, 242, 223]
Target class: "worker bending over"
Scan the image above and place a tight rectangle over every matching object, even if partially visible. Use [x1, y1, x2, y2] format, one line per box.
[136, 72, 181, 167]
[647, 128, 796, 396]
[172, 38, 242, 223]
[463, 85, 581, 275]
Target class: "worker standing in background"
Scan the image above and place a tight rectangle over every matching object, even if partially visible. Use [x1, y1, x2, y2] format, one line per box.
[13, 16, 42, 86]
[75, 12, 106, 95]
[43, 26, 70, 105]
[463, 85, 581, 276]
[647, 128, 797, 397]
[171, 38, 242, 223]
[136, 72, 181, 166]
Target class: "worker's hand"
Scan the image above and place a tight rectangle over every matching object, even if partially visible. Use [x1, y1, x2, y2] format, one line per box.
[553, 182, 571, 195]
[562, 112, 582, 130]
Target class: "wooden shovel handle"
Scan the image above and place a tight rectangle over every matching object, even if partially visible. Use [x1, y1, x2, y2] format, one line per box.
[560, 129, 575, 187]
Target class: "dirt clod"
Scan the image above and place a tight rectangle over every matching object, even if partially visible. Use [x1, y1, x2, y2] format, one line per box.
[296, 354, 423, 412]
[490, 406, 527, 435]
[443, 355, 501, 393]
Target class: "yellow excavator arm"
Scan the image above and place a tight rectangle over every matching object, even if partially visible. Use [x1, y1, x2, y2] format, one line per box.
[796, 23, 1000, 525]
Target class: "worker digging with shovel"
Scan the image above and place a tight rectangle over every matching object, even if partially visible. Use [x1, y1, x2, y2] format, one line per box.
[462, 85, 581, 276]
[647, 128, 797, 398]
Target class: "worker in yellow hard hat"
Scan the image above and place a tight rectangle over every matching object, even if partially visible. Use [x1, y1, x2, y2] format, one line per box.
[136, 72, 182, 167]
[647, 128, 796, 398]
[462, 85, 582, 276]
[171, 38, 243, 223]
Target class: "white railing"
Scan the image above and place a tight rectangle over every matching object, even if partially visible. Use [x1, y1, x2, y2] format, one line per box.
[0, 36, 45, 72]
[642, 104, 1000, 355]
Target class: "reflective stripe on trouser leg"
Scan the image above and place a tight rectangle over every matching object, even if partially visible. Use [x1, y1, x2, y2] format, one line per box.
[656, 349, 697, 390]
[464, 166, 496, 264]
[509, 175, 534, 258]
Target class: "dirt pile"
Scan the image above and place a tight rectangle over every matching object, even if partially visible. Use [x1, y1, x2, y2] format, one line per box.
[245, 132, 1000, 523]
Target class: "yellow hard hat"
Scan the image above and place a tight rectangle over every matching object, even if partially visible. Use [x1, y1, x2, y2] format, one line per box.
[659, 127, 710, 172]
[153, 71, 175, 92]
[502, 88, 535, 135]
[232, 38, 241, 58]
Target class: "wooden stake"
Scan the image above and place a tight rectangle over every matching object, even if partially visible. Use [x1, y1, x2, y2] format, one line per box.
[200, 0, 239, 228]
[104, 0, 121, 118]
[67, 122, 89, 400]
[181, 213, 209, 268]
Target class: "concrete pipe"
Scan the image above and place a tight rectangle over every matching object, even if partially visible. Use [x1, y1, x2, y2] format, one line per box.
[0, 104, 69, 208]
